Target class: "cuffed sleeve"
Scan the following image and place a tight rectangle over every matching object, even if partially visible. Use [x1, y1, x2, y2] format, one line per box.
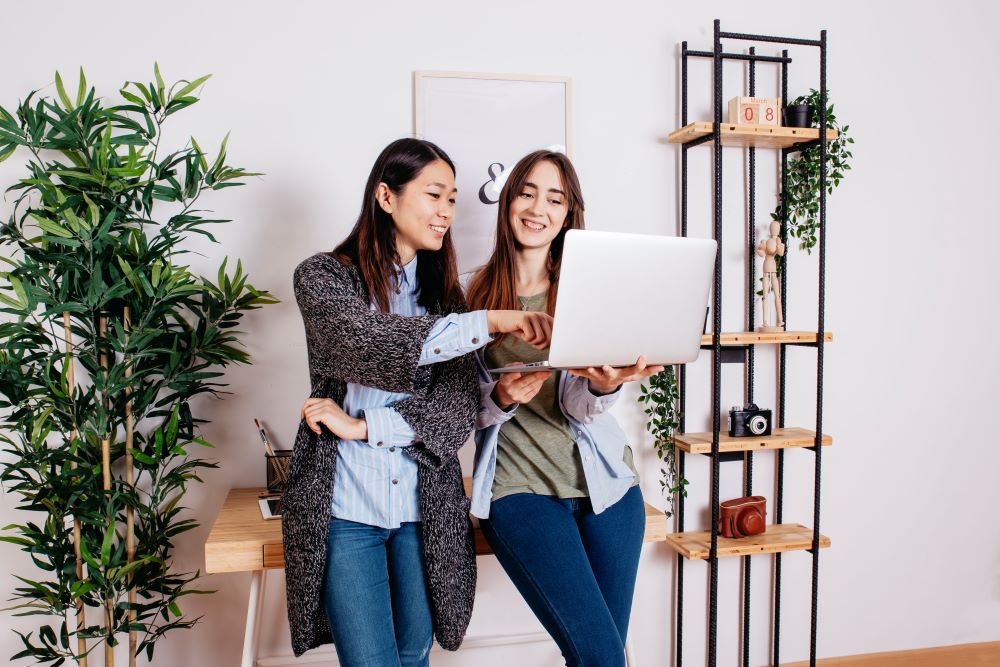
[476, 377, 518, 429]
[362, 407, 416, 448]
[561, 373, 621, 424]
[394, 353, 480, 471]
[418, 310, 491, 366]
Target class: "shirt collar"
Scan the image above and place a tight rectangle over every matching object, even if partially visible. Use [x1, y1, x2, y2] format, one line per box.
[398, 255, 418, 291]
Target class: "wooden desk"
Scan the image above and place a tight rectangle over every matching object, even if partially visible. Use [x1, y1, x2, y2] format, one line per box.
[205, 487, 670, 665]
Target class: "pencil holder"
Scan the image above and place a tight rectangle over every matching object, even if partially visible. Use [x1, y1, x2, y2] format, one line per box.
[266, 449, 293, 494]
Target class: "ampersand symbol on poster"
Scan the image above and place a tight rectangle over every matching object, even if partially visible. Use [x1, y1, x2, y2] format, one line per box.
[478, 162, 506, 205]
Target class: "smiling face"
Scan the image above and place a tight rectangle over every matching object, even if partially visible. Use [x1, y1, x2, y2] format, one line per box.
[508, 160, 568, 252]
[378, 158, 456, 263]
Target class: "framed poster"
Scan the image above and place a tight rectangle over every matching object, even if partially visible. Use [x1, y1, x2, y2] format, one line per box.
[414, 71, 571, 275]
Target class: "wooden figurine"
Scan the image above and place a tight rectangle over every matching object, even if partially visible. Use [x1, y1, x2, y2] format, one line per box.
[756, 220, 785, 332]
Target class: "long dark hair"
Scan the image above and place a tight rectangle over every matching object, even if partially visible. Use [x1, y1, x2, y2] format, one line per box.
[333, 138, 464, 314]
[467, 150, 585, 323]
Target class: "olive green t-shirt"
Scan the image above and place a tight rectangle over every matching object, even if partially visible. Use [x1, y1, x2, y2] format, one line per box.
[485, 292, 637, 502]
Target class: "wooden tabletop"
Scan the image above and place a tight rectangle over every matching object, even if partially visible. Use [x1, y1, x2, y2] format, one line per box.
[205, 488, 282, 574]
[205, 486, 670, 574]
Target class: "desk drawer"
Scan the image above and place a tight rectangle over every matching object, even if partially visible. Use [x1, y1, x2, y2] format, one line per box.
[263, 543, 285, 569]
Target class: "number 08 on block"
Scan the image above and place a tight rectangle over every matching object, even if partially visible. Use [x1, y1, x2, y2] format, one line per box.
[727, 96, 781, 126]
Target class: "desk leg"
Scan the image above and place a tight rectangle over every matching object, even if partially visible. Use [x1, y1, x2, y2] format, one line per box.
[242, 569, 266, 667]
[625, 637, 636, 666]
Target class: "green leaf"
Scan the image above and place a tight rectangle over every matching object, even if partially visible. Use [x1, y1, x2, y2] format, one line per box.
[8, 275, 27, 306]
[172, 74, 212, 101]
[120, 90, 146, 107]
[0, 143, 16, 165]
[31, 214, 73, 239]
[76, 68, 87, 107]
[81, 194, 99, 230]
[190, 137, 208, 171]
[54, 71, 73, 110]
[209, 131, 231, 176]
[0, 292, 23, 309]
[130, 449, 156, 465]
[100, 519, 117, 566]
[134, 81, 152, 102]
[50, 169, 104, 185]
[154, 63, 165, 102]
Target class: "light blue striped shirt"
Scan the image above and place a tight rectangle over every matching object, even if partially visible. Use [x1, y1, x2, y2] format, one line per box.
[330, 256, 490, 529]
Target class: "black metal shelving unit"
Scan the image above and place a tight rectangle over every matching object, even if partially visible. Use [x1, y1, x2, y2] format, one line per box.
[669, 20, 831, 667]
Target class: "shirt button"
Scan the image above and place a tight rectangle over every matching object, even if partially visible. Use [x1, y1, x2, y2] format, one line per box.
[377, 441, 383, 447]
[434, 347, 441, 354]
[472, 337, 479, 344]
[389, 446, 396, 452]
[392, 479, 399, 485]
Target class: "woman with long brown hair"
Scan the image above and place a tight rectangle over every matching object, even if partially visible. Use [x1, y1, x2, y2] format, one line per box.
[468, 150, 662, 667]
[282, 138, 552, 666]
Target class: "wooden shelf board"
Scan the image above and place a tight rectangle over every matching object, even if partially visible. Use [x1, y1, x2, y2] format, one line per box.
[675, 427, 831, 454]
[668, 122, 839, 149]
[701, 331, 833, 346]
[665, 523, 830, 560]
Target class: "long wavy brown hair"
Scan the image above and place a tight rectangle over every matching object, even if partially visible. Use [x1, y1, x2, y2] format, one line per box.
[467, 150, 585, 337]
[332, 138, 464, 314]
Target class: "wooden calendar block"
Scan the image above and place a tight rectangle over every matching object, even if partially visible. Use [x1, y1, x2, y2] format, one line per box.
[728, 96, 781, 126]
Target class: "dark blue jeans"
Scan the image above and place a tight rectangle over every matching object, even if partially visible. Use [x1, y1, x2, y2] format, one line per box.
[321, 518, 432, 667]
[479, 485, 645, 667]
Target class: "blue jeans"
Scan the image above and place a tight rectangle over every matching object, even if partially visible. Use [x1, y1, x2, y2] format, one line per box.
[479, 486, 645, 667]
[321, 518, 432, 667]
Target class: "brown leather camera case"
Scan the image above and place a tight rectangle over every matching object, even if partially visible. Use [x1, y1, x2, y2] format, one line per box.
[719, 495, 767, 538]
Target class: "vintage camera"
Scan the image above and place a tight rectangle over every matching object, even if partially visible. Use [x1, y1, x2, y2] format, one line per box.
[728, 403, 772, 437]
[719, 496, 767, 538]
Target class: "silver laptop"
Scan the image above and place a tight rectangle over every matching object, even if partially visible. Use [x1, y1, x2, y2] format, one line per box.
[490, 230, 717, 373]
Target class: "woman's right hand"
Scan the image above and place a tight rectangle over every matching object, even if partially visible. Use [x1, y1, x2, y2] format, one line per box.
[300, 398, 367, 440]
[492, 364, 551, 409]
[487, 310, 553, 349]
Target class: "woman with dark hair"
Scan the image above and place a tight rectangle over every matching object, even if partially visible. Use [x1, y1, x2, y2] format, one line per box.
[467, 150, 663, 667]
[282, 138, 552, 666]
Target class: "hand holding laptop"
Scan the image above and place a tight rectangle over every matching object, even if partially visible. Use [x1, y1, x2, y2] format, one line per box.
[492, 364, 552, 409]
[567, 355, 665, 394]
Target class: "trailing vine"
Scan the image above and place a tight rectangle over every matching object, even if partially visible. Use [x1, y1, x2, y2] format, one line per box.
[637, 367, 687, 517]
[772, 89, 854, 256]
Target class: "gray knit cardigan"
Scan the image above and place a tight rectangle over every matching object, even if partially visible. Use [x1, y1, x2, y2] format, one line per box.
[282, 253, 479, 657]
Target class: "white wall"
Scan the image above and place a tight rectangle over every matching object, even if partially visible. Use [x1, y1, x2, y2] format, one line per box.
[1, 1, 998, 665]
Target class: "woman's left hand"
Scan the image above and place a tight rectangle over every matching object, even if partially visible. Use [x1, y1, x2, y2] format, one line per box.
[568, 355, 666, 395]
[300, 398, 367, 440]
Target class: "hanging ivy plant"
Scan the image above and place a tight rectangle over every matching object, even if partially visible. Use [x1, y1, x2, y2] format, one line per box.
[637, 367, 687, 517]
[772, 89, 854, 255]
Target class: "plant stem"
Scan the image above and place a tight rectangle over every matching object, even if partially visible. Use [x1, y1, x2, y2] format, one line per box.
[65, 312, 89, 667]
[124, 307, 136, 667]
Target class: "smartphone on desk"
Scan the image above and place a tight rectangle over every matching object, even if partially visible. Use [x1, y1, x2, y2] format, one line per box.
[258, 496, 283, 520]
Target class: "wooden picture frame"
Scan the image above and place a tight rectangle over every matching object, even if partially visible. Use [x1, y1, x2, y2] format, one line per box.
[413, 71, 572, 274]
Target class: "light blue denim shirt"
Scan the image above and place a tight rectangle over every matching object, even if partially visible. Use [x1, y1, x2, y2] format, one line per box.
[331, 256, 490, 529]
[470, 352, 637, 519]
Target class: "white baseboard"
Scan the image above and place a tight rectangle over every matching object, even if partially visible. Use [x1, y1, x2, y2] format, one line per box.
[255, 632, 551, 666]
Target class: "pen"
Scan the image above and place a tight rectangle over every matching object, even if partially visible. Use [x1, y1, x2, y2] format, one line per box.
[255, 418, 275, 457]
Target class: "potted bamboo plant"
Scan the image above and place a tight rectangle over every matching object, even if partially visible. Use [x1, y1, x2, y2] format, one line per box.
[0, 66, 276, 666]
